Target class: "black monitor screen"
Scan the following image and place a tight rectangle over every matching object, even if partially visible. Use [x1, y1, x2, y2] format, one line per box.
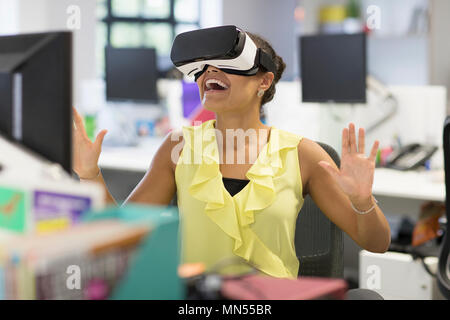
[105, 47, 159, 103]
[0, 32, 72, 173]
[300, 33, 367, 103]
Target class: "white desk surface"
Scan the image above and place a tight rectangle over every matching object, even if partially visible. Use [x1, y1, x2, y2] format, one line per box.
[372, 168, 445, 202]
[99, 137, 165, 172]
[99, 141, 446, 202]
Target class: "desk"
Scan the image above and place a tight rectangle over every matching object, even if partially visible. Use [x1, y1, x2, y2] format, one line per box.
[345, 168, 445, 288]
[373, 168, 445, 202]
[99, 137, 165, 172]
[100, 143, 447, 203]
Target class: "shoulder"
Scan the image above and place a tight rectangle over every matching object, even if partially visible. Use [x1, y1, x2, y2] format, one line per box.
[159, 130, 184, 152]
[296, 138, 324, 169]
[269, 128, 324, 161]
[296, 138, 329, 160]
[297, 138, 340, 166]
[269, 128, 328, 160]
[163, 120, 215, 161]
[296, 137, 337, 193]
[154, 130, 185, 172]
[167, 129, 185, 146]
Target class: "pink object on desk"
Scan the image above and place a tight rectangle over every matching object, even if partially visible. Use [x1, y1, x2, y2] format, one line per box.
[221, 275, 347, 300]
[84, 279, 109, 300]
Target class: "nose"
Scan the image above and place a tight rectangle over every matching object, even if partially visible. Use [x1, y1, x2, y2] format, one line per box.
[196, 65, 221, 83]
[205, 65, 220, 73]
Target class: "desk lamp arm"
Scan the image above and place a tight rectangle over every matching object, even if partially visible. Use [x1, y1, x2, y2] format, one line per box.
[365, 76, 399, 134]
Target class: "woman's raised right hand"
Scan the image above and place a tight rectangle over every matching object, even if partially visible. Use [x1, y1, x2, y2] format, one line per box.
[72, 107, 107, 179]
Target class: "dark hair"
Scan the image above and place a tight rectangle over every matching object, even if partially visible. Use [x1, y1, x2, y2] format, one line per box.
[246, 32, 286, 107]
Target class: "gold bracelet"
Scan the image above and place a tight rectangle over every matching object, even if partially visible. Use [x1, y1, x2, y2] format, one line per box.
[350, 196, 379, 215]
[79, 168, 101, 181]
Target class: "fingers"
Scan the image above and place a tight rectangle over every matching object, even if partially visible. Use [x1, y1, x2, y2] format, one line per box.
[94, 129, 108, 150]
[343, 123, 379, 162]
[348, 123, 357, 153]
[345, 123, 367, 155]
[72, 107, 87, 137]
[369, 140, 380, 162]
[342, 128, 349, 156]
[318, 161, 340, 180]
[358, 127, 365, 155]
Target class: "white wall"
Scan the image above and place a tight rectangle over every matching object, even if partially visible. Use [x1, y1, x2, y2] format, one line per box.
[368, 35, 429, 85]
[0, 0, 19, 34]
[266, 81, 447, 169]
[222, 0, 297, 80]
[43, 0, 97, 106]
[200, 0, 222, 28]
[360, 0, 429, 36]
[430, 0, 450, 110]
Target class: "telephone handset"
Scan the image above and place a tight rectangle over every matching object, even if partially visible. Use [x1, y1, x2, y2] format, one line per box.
[385, 143, 438, 171]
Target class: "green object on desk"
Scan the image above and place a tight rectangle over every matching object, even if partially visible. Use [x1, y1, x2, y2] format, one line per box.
[0, 186, 26, 232]
[84, 114, 96, 141]
[82, 204, 184, 300]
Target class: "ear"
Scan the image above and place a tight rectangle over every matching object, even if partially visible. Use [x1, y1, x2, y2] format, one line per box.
[259, 72, 275, 91]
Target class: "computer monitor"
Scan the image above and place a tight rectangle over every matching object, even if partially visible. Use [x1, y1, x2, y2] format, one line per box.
[105, 47, 159, 103]
[0, 31, 72, 173]
[300, 33, 367, 104]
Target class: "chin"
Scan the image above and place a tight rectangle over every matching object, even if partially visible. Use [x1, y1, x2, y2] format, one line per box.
[202, 99, 228, 113]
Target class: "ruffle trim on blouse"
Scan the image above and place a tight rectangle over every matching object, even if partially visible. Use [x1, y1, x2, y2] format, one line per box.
[181, 120, 301, 278]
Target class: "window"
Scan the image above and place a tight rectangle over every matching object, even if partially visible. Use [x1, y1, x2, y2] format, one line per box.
[96, 0, 201, 77]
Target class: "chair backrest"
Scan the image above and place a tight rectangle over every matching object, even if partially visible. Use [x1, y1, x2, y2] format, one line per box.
[295, 142, 344, 278]
[438, 117, 450, 299]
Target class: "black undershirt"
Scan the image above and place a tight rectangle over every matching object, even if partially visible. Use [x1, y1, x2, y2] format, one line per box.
[222, 177, 250, 197]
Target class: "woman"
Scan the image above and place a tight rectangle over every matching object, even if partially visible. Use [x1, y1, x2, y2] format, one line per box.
[73, 31, 390, 278]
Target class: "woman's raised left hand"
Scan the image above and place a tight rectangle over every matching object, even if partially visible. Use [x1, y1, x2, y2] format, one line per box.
[318, 123, 379, 207]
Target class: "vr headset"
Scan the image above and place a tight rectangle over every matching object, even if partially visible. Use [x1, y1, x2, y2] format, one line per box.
[170, 25, 276, 81]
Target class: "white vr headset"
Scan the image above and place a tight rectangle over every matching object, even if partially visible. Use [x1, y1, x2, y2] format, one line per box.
[170, 25, 276, 81]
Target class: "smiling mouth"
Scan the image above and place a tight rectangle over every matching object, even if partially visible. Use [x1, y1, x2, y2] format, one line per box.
[204, 79, 230, 93]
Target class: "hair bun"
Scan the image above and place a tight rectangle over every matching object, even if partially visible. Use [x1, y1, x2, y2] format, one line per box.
[273, 55, 286, 83]
[246, 31, 286, 107]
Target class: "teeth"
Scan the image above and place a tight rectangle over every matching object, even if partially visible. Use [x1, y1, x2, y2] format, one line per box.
[205, 79, 229, 90]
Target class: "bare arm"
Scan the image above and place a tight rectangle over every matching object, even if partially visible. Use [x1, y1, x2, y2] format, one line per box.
[123, 131, 183, 205]
[72, 107, 116, 205]
[299, 124, 391, 253]
[81, 172, 117, 205]
[73, 107, 182, 206]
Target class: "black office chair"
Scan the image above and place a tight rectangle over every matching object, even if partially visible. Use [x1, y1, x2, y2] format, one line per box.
[438, 117, 450, 299]
[295, 142, 343, 278]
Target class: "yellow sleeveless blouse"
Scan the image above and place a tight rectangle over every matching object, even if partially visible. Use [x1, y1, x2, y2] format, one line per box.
[175, 120, 304, 278]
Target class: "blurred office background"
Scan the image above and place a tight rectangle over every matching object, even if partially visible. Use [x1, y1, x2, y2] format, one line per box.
[0, 0, 449, 294]
[1, 0, 449, 107]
